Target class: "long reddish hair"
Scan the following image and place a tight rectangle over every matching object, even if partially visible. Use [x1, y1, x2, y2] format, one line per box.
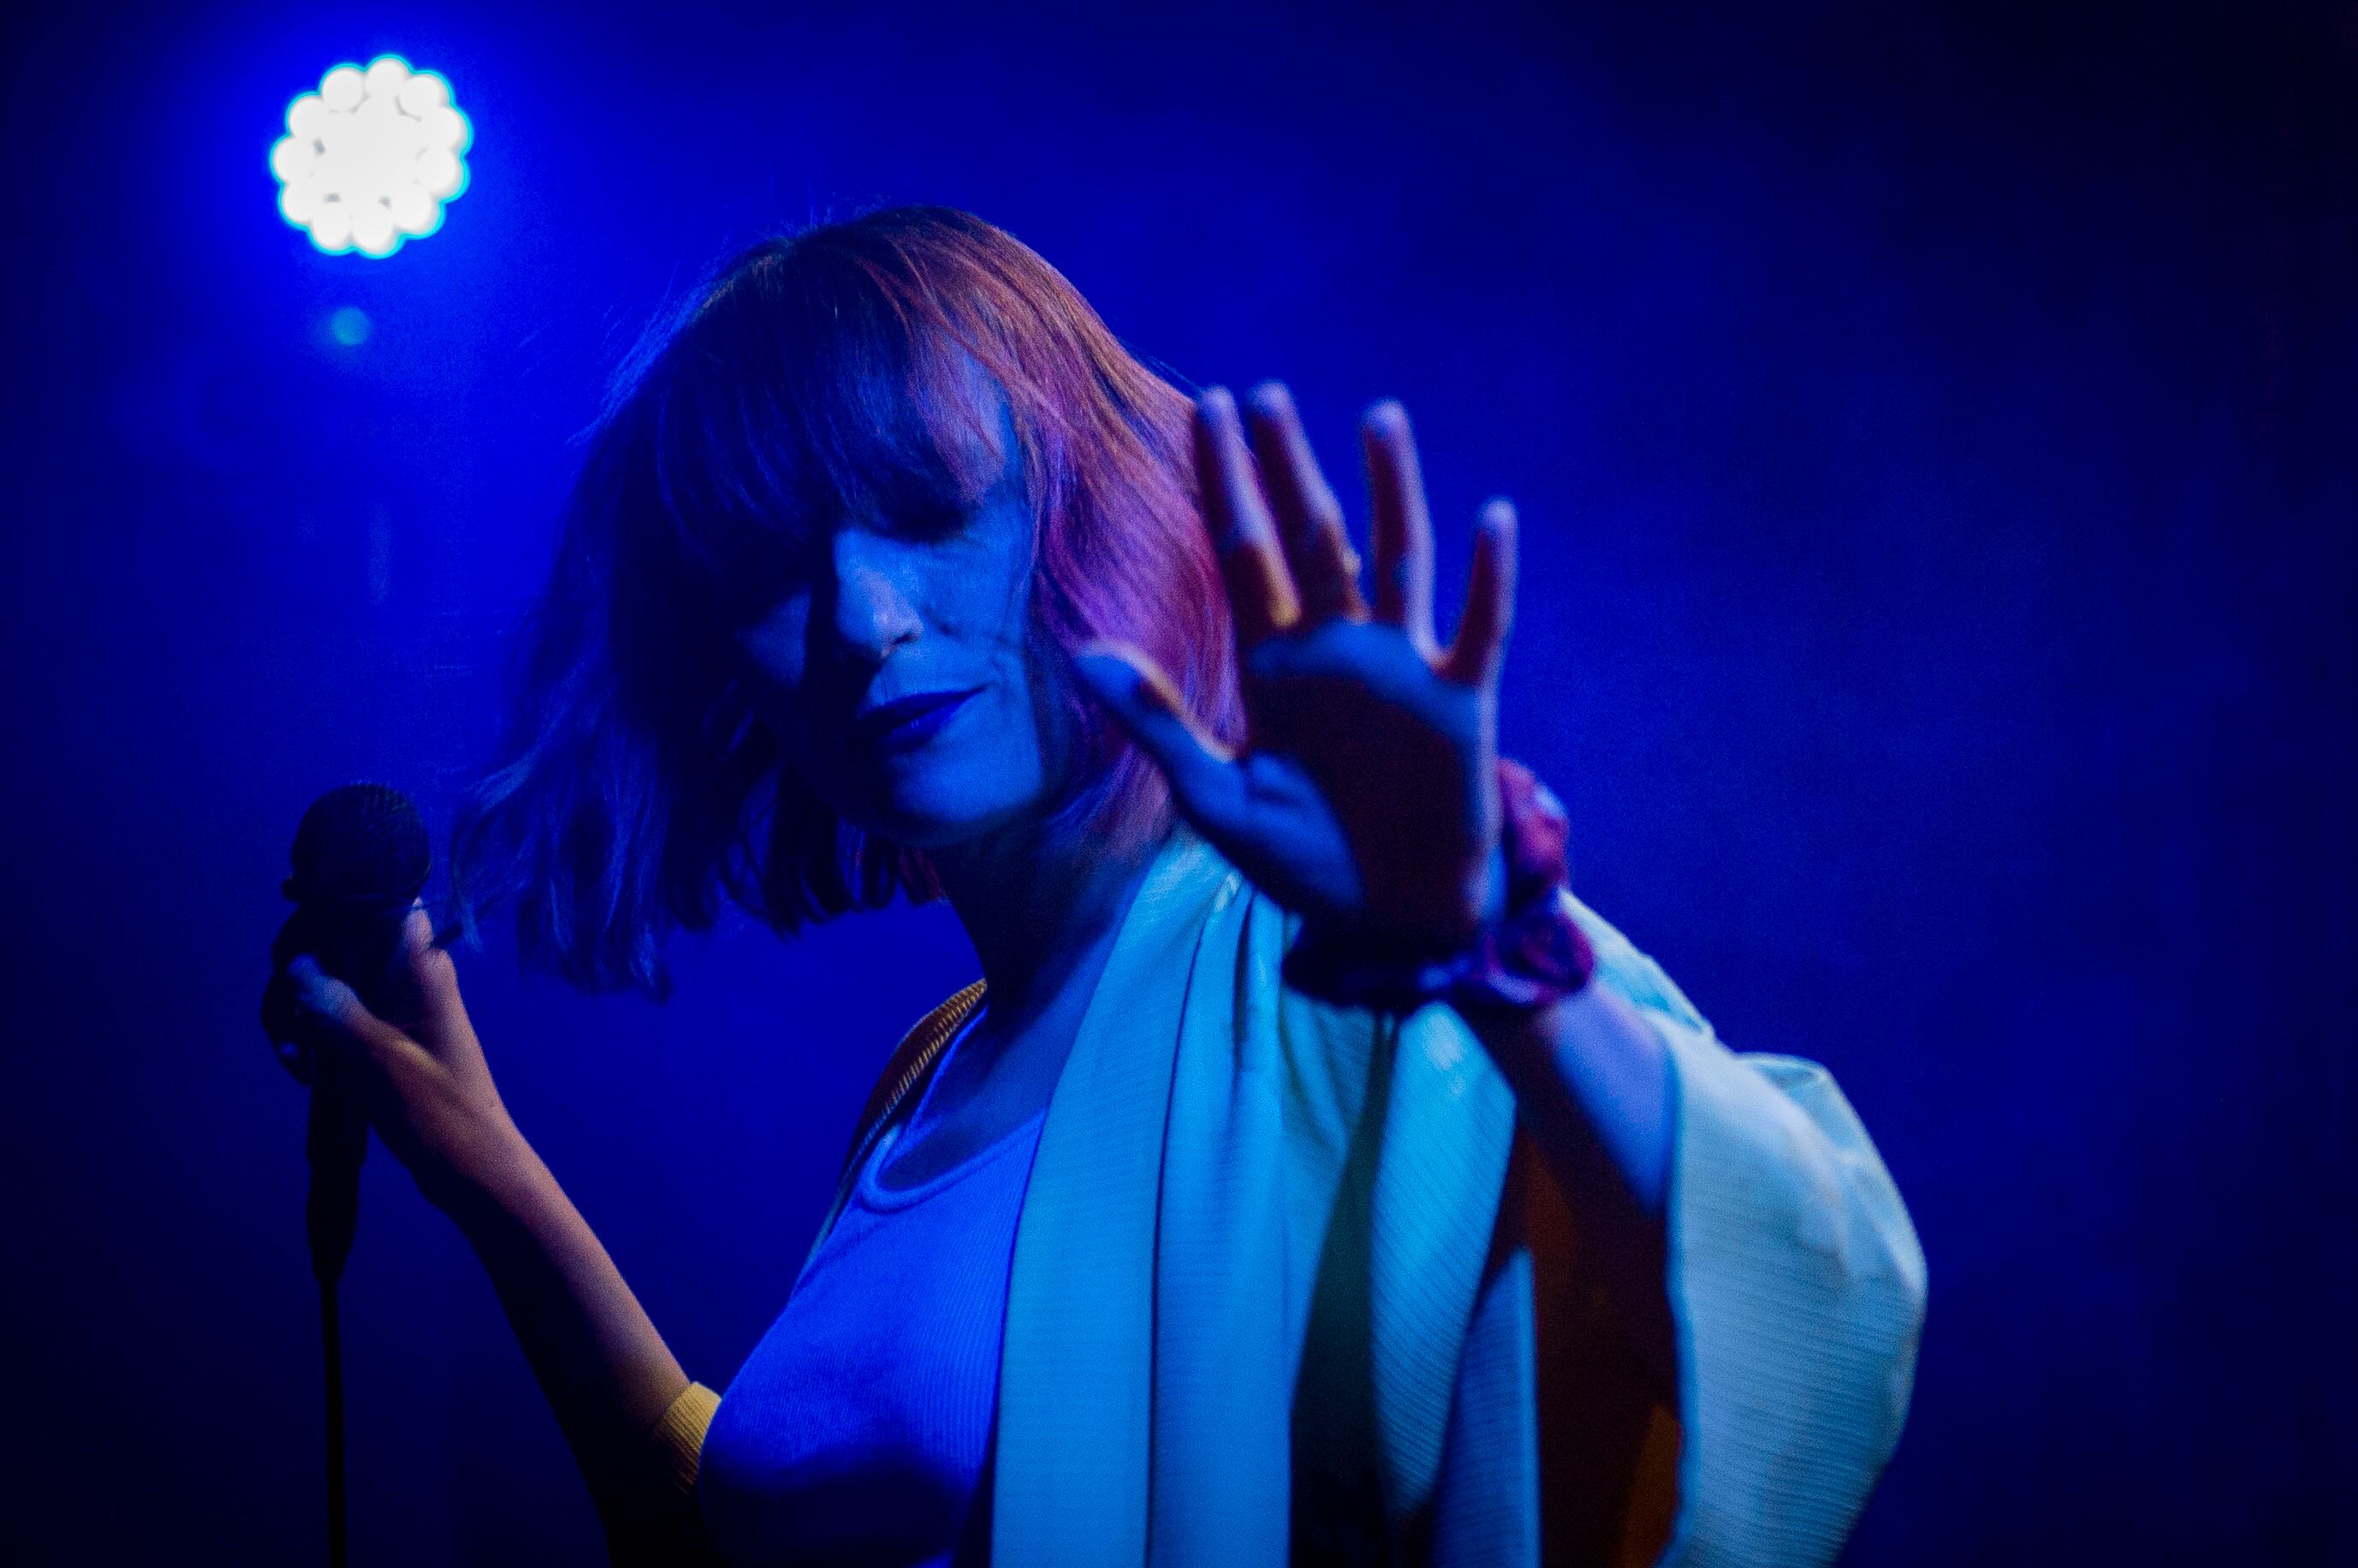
[448, 207, 1240, 995]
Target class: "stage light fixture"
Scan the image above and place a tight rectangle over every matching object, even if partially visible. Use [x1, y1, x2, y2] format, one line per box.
[271, 55, 470, 258]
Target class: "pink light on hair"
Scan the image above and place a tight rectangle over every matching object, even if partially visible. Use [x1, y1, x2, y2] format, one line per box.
[448, 208, 1239, 995]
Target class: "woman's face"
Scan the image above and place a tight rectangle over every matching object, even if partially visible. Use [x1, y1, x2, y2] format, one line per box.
[730, 413, 1068, 852]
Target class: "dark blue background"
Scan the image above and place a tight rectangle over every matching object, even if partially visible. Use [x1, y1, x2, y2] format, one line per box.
[4, 1, 2350, 1560]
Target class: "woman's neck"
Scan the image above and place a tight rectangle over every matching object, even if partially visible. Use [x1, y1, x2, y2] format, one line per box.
[927, 809, 1167, 1042]
[868, 810, 1164, 1186]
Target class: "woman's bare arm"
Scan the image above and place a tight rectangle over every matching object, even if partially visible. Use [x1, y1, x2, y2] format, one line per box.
[272, 911, 691, 1532]
[1461, 984, 1675, 1361]
[437, 1127, 691, 1518]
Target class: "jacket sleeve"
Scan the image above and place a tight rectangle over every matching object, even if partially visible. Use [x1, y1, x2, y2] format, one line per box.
[1578, 901, 1927, 1567]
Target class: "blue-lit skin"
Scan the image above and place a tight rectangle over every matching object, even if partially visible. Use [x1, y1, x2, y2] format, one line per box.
[728, 371, 1675, 1217]
[730, 448, 1066, 857]
[280, 373, 1679, 1500]
[728, 395, 1151, 1187]
[1076, 384, 1673, 1238]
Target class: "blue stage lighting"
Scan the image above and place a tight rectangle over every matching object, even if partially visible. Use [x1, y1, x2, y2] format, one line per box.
[271, 56, 471, 258]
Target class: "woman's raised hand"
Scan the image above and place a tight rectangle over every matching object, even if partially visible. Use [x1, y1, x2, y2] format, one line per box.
[262, 908, 530, 1218]
[1075, 384, 1518, 953]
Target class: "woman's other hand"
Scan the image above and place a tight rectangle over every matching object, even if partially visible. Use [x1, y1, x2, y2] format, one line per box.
[1075, 384, 1515, 954]
[262, 907, 530, 1218]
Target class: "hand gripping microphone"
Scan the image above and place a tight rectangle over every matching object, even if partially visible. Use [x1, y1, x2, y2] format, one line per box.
[282, 782, 432, 1284]
[278, 782, 428, 1568]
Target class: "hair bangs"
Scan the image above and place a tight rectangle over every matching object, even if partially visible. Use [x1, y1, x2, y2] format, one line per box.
[629, 246, 1013, 632]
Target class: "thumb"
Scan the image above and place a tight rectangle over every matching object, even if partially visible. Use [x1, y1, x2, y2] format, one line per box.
[1072, 642, 1249, 836]
[395, 905, 476, 1060]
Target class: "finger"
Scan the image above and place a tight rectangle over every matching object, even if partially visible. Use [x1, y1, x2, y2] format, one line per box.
[1245, 383, 1365, 625]
[1194, 388, 1300, 650]
[1072, 642, 1253, 840]
[1363, 401, 1438, 657]
[287, 954, 427, 1074]
[1440, 498, 1518, 687]
[260, 971, 317, 1086]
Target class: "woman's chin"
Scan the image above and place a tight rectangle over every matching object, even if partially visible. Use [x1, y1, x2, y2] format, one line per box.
[851, 787, 1042, 856]
[825, 739, 1060, 854]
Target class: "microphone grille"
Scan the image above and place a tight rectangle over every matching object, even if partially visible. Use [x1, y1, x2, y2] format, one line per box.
[289, 783, 431, 905]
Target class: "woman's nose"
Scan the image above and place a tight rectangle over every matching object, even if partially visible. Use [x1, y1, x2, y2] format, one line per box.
[828, 528, 924, 661]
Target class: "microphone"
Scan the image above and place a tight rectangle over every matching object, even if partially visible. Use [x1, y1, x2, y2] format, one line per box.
[280, 783, 431, 1286]
[275, 783, 429, 1568]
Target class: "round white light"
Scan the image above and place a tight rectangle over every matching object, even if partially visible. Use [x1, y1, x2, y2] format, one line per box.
[271, 54, 471, 258]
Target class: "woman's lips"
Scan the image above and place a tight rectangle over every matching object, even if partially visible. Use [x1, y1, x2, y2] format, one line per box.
[855, 687, 980, 753]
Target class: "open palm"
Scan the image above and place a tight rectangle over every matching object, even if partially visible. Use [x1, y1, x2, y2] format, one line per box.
[1075, 383, 1518, 953]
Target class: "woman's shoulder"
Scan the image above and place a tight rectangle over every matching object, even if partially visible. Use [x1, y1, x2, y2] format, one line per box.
[835, 979, 989, 1191]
